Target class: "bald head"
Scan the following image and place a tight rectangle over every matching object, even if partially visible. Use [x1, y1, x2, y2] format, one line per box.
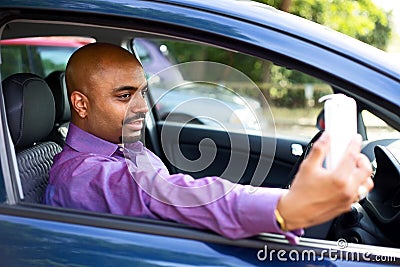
[66, 43, 142, 96]
[65, 43, 148, 143]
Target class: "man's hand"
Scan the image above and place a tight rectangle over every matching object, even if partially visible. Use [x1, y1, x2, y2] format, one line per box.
[277, 132, 374, 230]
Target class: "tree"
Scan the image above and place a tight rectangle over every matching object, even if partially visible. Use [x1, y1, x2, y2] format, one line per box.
[279, 0, 292, 12]
[256, 0, 392, 50]
[248, 0, 393, 93]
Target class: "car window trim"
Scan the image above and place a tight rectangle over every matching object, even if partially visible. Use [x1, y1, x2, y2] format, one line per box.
[1, 202, 399, 263]
[0, 20, 25, 204]
[0, 87, 24, 204]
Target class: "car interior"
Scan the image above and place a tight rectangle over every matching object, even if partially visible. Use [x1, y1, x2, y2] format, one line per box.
[1, 19, 400, 252]
[2, 73, 62, 203]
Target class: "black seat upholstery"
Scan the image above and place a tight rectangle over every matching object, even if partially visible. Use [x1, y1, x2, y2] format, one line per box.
[3, 73, 62, 203]
[45, 70, 71, 146]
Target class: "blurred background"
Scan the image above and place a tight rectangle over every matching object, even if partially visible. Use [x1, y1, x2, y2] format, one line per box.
[258, 0, 398, 53]
[372, 0, 400, 60]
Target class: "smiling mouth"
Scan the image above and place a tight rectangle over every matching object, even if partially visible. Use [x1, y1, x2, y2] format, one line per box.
[125, 118, 144, 131]
[123, 112, 146, 131]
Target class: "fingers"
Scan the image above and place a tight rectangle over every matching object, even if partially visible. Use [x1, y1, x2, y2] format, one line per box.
[343, 153, 374, 204]
[356, 154, 373, 182]
[337, 137, 374, 204]
[364, 176, 374, 191]
[342, 153, 370, 187]
[305, 132, 330, 167]
[354, 154, 374, 200]
[356, 153, 372, 172]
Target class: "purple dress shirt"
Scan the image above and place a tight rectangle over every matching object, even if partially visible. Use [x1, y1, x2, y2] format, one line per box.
[45, 123, 302, 243]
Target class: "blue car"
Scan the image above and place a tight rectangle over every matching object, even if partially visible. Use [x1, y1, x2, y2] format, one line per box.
[0, 0, 399, 266]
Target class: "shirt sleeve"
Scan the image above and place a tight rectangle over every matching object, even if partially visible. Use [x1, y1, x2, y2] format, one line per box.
[128, 148, 303, 244]
[148, 176, 303, 244]
[48, 148, 303, 244]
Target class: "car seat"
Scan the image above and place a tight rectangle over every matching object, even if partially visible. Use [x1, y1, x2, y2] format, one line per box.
[2, 73, 62, 203]
[45, 70, 70, 146]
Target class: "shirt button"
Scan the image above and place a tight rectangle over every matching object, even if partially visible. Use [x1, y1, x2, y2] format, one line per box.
[119, 147, 124, 152]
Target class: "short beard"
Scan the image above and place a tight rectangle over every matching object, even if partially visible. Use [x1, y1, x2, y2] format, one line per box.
[121, 132, 141, 144]
[121, 112, 146, 144]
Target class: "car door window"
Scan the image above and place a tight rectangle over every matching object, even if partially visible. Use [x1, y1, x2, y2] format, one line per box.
[134, 38, 333, 139]
[362, 110, 400, 141]
[1, 45, 38, 79]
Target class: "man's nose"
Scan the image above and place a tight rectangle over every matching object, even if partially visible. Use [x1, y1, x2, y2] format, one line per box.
[130, 92, 149, 113]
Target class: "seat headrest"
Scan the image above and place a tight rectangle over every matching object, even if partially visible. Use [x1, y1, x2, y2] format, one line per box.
[2, 73, 55, 148]
[45, 71, 71, 124]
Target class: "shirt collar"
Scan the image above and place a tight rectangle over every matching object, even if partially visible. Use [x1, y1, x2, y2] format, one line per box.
[66, 123, 120, 156]
[66, 123, 144, 156]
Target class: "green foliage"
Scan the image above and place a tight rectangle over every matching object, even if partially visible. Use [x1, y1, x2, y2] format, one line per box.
[160, 40, 261, 80]
[41, 59, 65, 76]
[249, 0, 393, 109]
[261, 82, 332, 108]
[257, 0, 392, 50]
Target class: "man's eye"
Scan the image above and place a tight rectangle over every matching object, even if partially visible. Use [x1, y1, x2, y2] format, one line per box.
[141, 87, 148, 97]
[120, 93, 131, 100]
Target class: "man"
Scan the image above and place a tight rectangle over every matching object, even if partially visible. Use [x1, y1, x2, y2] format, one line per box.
[45, 43, 373, 244]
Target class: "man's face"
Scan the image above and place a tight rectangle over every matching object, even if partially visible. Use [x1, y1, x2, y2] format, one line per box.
[85, 60, 148, 144]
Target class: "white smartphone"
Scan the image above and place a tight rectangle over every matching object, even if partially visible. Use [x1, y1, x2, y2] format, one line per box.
[319, 94, 357, 170]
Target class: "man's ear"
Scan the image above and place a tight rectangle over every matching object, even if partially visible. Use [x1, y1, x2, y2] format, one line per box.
[70, 91, 88, 119]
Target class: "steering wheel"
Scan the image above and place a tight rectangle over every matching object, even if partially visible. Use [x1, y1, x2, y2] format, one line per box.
[330, 145, 400, 247]
[361, 145, 400, 245]
[285, 130, 324, 189]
